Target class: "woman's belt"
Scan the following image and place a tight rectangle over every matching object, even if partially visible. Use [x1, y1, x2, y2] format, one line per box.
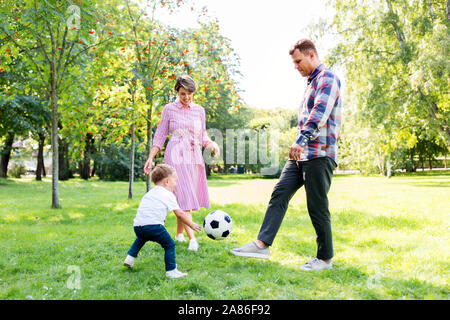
[170, 129, 200, 146]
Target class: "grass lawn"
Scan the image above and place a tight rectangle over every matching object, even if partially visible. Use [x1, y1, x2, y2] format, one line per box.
[0, 171, 449, 300]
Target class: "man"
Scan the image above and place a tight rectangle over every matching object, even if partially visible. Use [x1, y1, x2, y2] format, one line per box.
[231, 39, 342, 271]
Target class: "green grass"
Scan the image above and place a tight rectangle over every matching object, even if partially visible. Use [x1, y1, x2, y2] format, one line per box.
[0, 171, 449, 300]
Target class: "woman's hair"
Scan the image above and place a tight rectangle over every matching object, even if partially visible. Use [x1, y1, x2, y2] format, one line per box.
[289, 39, 318, 56]
[174, 75, 196, 93]
[150, 164, 176, 184]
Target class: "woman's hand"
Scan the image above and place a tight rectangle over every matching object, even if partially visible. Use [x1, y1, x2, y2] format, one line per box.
[207, 141, 220, 157]
[143, 157, 153, 175]
[144, 146, 160, 175]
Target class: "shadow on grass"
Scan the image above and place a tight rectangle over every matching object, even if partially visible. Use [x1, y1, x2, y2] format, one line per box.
[413, 182, 450, 188]
[192, 202, 448, 299]
[332, 209, 426, 231]
[393, 170, 450, 177]
[0, 178, 27, 186]
[115, 233, 449, 299]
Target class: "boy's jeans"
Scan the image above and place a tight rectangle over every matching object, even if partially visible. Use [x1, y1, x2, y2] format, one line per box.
[257, 157, 336, 260]
[128, 224, 176, 271]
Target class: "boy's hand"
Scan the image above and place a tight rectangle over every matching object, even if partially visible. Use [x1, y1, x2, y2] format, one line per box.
[191, 223, 202, 233]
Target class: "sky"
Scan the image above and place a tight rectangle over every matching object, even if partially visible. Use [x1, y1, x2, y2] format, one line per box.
[152, 0, 336, 110]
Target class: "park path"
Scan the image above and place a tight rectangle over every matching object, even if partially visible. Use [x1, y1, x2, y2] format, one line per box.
[207, 179, 306, 206]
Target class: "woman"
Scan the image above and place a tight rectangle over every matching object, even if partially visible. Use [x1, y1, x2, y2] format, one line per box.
[143, 75, 220, 252]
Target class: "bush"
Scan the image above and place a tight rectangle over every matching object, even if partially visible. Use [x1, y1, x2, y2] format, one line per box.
[94, 141, 146, 181]
[9, 162, 27, 178]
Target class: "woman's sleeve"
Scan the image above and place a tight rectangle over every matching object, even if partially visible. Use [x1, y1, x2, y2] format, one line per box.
[200, 107, 212, 147]
[152, 106, 170, 149]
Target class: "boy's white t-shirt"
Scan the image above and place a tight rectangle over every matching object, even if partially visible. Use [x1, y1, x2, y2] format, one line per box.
[133, 185, 180, 226]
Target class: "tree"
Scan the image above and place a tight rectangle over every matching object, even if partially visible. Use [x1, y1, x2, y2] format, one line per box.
[0, 94, 49, 177]
[0, 0, 115, 207]
[122, 0, 200, 191]
[1, 0, 248, 193]
[313, 0, 449, 174]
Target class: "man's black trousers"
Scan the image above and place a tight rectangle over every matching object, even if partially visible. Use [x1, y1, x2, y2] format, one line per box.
[258, 157, 336, 260]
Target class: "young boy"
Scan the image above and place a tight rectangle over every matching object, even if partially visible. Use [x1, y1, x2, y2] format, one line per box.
[123, 164, 202, 278]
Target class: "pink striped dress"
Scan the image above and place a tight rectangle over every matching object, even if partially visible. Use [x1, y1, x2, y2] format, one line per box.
[152, 99, 212, 211]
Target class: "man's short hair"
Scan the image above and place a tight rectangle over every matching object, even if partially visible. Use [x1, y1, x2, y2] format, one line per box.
[174, 74, 196, 93]
[289, 39, 318, 56]
[151, 164, 176, 184]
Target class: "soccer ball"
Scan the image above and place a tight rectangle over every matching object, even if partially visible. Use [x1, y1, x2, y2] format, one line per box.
[203, 210, 232, 240]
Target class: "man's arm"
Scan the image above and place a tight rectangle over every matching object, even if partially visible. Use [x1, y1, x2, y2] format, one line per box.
[295, 72, 340, 147]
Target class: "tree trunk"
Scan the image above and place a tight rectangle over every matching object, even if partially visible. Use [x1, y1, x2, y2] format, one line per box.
[0, 132, 15, 178]
[428, 0, 435, 23]
[93, 138, 103, 178]
[376, 152, 385, 175]
[80, 133, 93, 180]
[385, 0, 406, 49]
[145, 90, 154, 192]
[51, 74, 60, 208]
[59, 137, 71, 180]
[203, 97, 210, 177]
[128, 122, 136, 199]
[386, 156, 392, 178]
[409, 148, 416, 172]
[128, 91, 136, 200]
[36, 132, 45, 181]
[91, 164, 96, 177]
[447, 0, 450, 21]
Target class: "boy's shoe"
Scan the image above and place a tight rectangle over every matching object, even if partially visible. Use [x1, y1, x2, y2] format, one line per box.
[175, 234, 186, 242]
[230, 241, 270, 259]
[300, 258, 332, 271]
[123, 255, 135, 268]
[188, 239, 199, 251]
[166, 268, 188, 279]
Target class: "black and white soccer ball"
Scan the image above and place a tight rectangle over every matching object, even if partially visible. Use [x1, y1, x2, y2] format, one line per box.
[203, 210, 232, 240]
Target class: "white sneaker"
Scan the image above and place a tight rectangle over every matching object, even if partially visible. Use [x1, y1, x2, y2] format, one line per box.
[165, 268, 188, 279]
[123, 255, 135, 268]
[175, 234, 186, 242]
[230, 241, 270, 259]
[188, 239, 198, 251]
[300, 258, 332, 271]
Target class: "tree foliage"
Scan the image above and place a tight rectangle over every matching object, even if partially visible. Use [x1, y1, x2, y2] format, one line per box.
[0, 0, 247, 204]
[311, 0, 449, 174]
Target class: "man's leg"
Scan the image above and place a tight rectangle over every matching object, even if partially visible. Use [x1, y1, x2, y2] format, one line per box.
[231, 160, 303, 259]
[302, 157, 336, 261]
[257, 160, 304, 246]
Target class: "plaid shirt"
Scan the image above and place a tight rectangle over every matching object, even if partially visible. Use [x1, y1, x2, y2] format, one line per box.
[295, 63, 342, 165]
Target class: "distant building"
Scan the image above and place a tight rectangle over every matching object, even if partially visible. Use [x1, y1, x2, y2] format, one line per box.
[9, 138, 52, 174]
